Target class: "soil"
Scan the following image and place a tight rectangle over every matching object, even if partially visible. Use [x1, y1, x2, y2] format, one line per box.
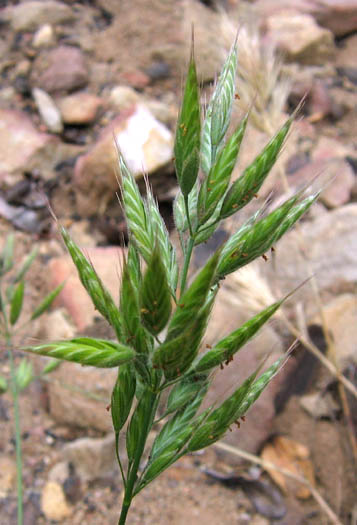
[0, 1, 356, 525]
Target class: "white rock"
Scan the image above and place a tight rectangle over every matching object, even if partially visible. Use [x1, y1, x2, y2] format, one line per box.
[32, 24, 54, 48]
[74, 104, 174, 216]
[32, 87, 63, 134]
[115, 104, 173, 175]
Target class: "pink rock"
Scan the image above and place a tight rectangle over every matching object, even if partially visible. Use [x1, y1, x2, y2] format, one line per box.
[289, 156, 355, 208]
[121, 70, 150, 90]
[30, 46, 89, 93]
[319, 159, 355, 208]
[312, 136, 351, 161]
[74, 104, 173, 216]
[57, 92, 104, 124]
[0, 109, 53, 180]
[48, 246, 126, 331]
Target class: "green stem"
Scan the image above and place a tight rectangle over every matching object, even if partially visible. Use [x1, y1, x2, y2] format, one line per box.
[115, 433, 126, 489]
[1, 287, 23, 525]
[8, 343, 23, 525]
[179, 237, 194, 297]
[118, 391, 158, 525]
[184, 195, 193, 238]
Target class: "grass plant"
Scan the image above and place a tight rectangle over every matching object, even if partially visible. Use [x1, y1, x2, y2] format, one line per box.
[26, 39, 318, 524]
[0, 235, 64, 525]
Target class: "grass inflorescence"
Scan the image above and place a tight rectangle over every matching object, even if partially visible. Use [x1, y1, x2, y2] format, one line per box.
[26, 37, 317, 524]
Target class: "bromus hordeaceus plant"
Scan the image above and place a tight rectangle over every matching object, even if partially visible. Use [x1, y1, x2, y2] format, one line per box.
[0, 235, 64, 525]
[26, 39, 318, 524]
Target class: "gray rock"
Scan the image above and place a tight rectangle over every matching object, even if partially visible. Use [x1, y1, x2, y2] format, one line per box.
[30, 46, 89, 94]
[47, 361, 117, 432]
[0, 1, 74, 32]
[62, 434, 117, 481]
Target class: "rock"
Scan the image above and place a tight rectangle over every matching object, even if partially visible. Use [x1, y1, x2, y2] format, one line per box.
[0, 456, 16, 497]
[335, 34, 357, 69]
[41, 481, 72, 521]
[47, 362, 116, 431]
[0, 109, 52, 181]
[336, 66, 357, 86]
[308, 81, 333, 121]
[312, 136, 352, 160]
[32, 24, 55, 48]
[0, 1, 74, 32]
[256, 0, 357, 37]
[290, 158, 355, 208]
[30, 46, 89, 94]
[57, 92, 104, 125]
[74, 105, 173, 216]
[300, 391, 339, 419]
[263, 204, 357, 302]
[265, 13, 335, 65]
[108, 86, 141, 110]
[144, 60, 171, 81]
[200, 277, 284, 464]
[48, 461, 70, 485]
[311, 294, 357, 370]
[62, 434, 117, 481]
[35, 309, 76, 342]
[144, 94, 178, 127]
[182, 0, 233, 82]
[32, 88, 63, 134]
[48, 246, 125, 331]
[319, 159, 355, 208]
[122, 69, 150, 89]
[313, 0, 357, 37]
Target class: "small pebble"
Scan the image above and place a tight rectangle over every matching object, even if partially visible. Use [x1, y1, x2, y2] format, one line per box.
[32, 24, 54, 48]
[32, 87, 63, 133]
